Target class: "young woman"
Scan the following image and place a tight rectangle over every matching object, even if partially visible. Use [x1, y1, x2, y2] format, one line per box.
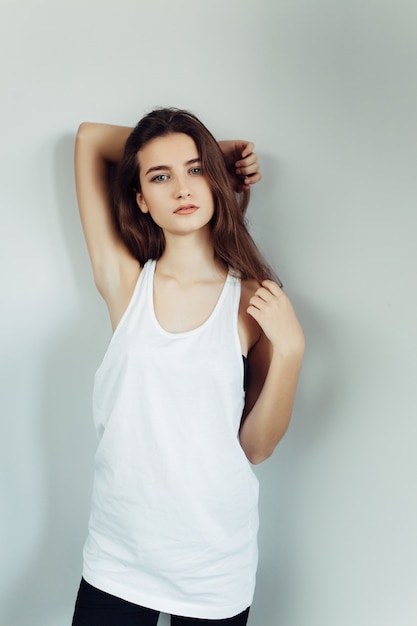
[72, 108, 304, 626]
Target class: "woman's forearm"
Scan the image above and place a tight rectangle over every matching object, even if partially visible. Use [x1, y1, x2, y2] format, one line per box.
[75, 122, 133, 164]
[239, 352, 303, 465]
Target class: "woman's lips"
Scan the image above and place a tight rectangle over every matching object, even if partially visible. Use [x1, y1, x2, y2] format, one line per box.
[174, 204, 199, 215]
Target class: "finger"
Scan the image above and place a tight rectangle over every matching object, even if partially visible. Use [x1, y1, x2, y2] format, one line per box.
[248, 295, 262, 310]
[249, 291, 273, 311]
[251, 288, 275, 306]
[247, 303, 262, 318]
[239, 141, 255, 159]
[247, 304, 265, 324]
[261, 280, 283, 296]
[235, 152, 258, 167]
[243, 172, 262, 186]
[236, 172, 262, 191]
[236, 163, 260, 179]
[235, 152, 259, 174]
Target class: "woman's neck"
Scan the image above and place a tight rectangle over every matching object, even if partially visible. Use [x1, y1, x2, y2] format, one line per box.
[157, 230, 226, 283]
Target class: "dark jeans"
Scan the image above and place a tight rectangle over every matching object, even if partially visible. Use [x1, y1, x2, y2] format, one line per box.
[72, 578, 250, 626]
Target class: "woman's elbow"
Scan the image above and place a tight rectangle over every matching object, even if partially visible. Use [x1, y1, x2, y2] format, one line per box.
[247, 450, 272, 465]
[241, 426, 289, 465]
[243, 443, 276, 465]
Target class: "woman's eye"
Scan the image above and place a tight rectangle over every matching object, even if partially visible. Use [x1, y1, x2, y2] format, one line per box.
[190, 167, 202, 175]
[152, 174, 168, 182]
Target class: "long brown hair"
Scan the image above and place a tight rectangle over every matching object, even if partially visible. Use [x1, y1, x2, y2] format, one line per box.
[113, 107, 280, 284]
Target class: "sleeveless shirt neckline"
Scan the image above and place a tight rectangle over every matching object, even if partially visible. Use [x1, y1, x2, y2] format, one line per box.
[147, 259, 233, 337]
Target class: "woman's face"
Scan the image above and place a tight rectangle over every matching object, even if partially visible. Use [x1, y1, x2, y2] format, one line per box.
[136, 132, 215, 236]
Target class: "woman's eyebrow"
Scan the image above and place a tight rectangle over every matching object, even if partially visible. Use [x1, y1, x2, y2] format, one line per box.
[145, 157, 201, 177]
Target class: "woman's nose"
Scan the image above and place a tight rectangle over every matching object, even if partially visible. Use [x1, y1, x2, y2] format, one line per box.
[175, 175, 191, 199]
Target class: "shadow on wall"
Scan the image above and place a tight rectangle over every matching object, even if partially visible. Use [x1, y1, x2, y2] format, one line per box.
[1, 136, 106, 626]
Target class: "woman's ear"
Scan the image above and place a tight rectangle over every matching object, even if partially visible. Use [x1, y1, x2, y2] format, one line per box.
[136, 191, 148, 214]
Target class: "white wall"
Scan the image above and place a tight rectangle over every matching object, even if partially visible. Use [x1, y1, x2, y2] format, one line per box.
[1, 1, 416, 625]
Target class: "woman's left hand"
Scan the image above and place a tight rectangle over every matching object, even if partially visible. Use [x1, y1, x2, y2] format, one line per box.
[247, 280, 305, 360]
[218, 140, 262, 190]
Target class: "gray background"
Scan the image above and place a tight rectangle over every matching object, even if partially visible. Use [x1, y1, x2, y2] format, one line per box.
[1, 1, 416, 624]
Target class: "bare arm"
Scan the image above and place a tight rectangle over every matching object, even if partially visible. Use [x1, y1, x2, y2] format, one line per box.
[239, 282, 305, 465]
[74, 122, 138, 299]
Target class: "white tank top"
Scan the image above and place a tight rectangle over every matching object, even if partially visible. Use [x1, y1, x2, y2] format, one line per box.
[82, 259, 259, 619]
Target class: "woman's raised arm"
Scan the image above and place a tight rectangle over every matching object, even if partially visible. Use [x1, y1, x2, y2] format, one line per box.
[74, 123, 138, 298]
